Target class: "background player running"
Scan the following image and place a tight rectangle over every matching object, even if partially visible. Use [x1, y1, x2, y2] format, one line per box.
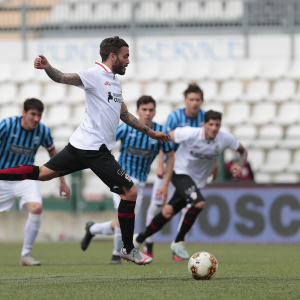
[134, 110, 248, 260]
[0, 36, 169, 266]
[0, 98, 70, 266]
[80, 95, 174, 264]
[145, 83, 217, 259]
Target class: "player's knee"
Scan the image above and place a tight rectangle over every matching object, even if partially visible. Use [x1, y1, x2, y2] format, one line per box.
[162, 204, 174, 219]
[194, 201, 205, 209]
[125, 185, 137, 202]
[28, 203, 43, 214]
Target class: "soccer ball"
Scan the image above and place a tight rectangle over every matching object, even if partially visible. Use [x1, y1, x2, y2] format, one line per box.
[188, 251, 218, 280]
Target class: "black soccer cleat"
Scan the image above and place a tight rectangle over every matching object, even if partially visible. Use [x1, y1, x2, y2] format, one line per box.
[81, 221, 95, 251]
[110, 255, 122, 265]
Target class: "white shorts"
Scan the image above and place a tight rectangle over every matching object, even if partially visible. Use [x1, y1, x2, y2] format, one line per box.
[112, 177, 145, 216]
[0, 181, 42, 213]
[150, 175, 176, 206]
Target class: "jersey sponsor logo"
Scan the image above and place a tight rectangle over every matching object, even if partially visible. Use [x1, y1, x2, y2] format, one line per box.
[129, 133, 136, 137]
[34, 136, 39, 145]
[190, 151, 218, 160]
[113, 93, 122, 103]
[179, 123, 188, 127]
[10, 134, 19, 138]
[104, 81, 111, 86]
[9, 144, 34, 156]
[127, 146, 153, 158]
[108, 92, 113, 102]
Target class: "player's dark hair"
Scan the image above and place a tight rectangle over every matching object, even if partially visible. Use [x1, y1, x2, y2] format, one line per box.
[137, 95, 156, 109]
[183, 83, 204, 100]
[24, 98, 44, 112]
[100, 36, 129, 62]
[204, 110, 222, 122]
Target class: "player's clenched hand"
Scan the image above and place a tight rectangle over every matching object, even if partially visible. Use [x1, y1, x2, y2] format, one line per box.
[150, 131, 170, 144]
[34, 55, 50, 70]
[231, 165, 243, 178]
[60, 182, 70, 201]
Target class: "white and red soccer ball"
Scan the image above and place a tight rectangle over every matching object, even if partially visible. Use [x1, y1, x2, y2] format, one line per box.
[188, 251, 218, 280]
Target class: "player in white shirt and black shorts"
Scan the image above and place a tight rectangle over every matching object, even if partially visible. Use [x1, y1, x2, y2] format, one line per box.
[134, 110, 248, 260]
[0, 36, 170, 266]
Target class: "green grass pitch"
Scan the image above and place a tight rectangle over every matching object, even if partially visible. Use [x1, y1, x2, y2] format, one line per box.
[0, 242, 299, 300]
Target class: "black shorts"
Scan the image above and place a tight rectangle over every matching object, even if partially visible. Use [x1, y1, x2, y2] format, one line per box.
[44, 143, 134, 194]
[168, 172, 206, 213]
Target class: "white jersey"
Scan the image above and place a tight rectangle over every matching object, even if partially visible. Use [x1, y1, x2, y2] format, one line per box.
[174, 127, 239, 189]
[69, 62, 123, 151]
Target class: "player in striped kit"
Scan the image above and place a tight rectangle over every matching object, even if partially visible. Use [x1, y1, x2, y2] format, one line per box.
[134, 110, 247, 260]
[144, 83, 218, 260]
[0, 98, 70, 265]
[80, 95, 175, 264]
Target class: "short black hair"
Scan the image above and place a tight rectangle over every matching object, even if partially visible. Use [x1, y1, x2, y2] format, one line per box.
[24, 98, 44, 112]
[136, 95, 156, 109]
[204, 110, 222, 123]
[184, 83, 204, 100]
[100, 36, 129, 62]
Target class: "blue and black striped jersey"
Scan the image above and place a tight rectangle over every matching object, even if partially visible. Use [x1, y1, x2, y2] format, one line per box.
[116, 121, 173, 182]
[166, 108, 205, 152]
[0, 116, 54, 169]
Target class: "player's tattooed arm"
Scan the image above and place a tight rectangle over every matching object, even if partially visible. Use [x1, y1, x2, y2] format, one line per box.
[120, 102, 150, 134]
[120, 102, 170, 144]
[236, 143, 248, 168]
[34, 55, 83, 86]
[45, 66, 83, 86]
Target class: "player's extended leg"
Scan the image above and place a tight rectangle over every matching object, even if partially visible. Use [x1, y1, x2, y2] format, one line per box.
[135, 189, 187, 246]
[81, 220, 117, 251]
[0, 165, 60, 181]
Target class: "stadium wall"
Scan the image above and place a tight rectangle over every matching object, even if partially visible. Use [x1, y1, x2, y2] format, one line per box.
[0, 34, 300, 62]
[0, 186, 299, 243]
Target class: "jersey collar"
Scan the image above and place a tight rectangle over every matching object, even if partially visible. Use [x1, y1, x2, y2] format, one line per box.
[95, 62, 112, 73]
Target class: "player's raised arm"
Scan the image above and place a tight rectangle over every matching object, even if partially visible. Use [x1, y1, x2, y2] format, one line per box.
[34, 55, 83, 86]
[120, 102, 170, 144]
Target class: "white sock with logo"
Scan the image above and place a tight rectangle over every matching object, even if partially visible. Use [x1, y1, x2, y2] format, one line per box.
[145, 202, 162, 244]
[112, 225, 122, 256]
[89, 221, 114, 235]
[21, 213, 41, 256]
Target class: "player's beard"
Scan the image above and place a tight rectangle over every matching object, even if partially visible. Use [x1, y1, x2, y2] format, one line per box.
[112, 56, 126, 75]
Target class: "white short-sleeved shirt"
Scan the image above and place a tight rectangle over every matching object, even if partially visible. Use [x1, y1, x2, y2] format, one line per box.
[69, 62, 123, 150]
[174, 127, 239, 189]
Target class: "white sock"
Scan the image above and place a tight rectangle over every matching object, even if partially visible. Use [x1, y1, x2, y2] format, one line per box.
[145, 202, 162, 244]
[89, 221, 114, 235]
[177, 207, 189, 233]
[112, 225, 122, 256]
[21, 213, 41, 256]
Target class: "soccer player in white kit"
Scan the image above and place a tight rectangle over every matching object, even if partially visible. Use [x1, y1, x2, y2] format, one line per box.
[0, 37, 170, 266]
[0, 98, 70, 265]
[80, 96, 174, 264]
[134, 110, 248, 259]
